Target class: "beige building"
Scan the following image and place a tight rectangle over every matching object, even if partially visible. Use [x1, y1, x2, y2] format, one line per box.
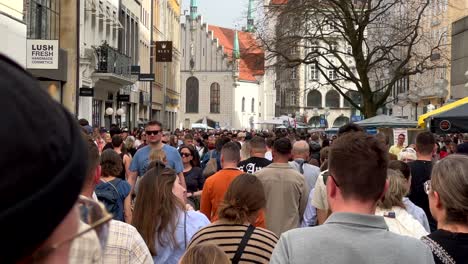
[403, 0, 468, 119]
[151, 0, 181, 130]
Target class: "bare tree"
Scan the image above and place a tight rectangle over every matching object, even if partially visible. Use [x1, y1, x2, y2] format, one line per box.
[256, 0, 447, 118]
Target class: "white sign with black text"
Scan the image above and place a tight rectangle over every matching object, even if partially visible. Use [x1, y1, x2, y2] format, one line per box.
[26, 39, 59, 69]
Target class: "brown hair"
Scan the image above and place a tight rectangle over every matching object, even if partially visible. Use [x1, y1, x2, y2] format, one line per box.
[132, 168, 184, 256]
[180, 243, 230, 264]
[249, 136, 267, 151]
[378, 169, 407, 209]
[431, 155, 468, 224]
[218, 173, 266, 224]
[82, 133, 100, 179]
[221, 142, 241, 163]
[146, 120, 163, 129]
[388, 160, 411, 180]
[416, 131, 436, 155]
[329, 132, 388, 201]
[320, 146, 330, 163]
[100, 149, 123, 177]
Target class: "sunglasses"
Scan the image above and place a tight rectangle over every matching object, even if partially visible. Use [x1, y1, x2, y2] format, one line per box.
[180, 153, 192, 157]
[146, 130, 161, 136]
[322, 171, 340, 187]
[33, 195, 112, 261]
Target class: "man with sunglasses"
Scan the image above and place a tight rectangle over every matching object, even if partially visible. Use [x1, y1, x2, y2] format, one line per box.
[270, 132, 435, 264]
[128, 120, 186, 190]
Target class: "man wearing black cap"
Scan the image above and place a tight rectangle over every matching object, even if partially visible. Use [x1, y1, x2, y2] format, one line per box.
[0, 55, 88, 262]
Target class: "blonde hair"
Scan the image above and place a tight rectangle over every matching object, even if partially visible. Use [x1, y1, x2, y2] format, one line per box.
[149, 147, 167, 164]
[431, 155, 468, 224]
[378, 169, 408, 209]
[398, 148, 417, 161]
[180, 243, 230, 264]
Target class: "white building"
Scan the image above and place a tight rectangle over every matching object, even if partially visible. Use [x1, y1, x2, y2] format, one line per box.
[178, 0, 266, 130]
[0, 0, 26, 67]
[78, 0, 139, 129]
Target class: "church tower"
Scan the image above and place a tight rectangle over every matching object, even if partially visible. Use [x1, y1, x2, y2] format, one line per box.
[247, 0, 255, 32]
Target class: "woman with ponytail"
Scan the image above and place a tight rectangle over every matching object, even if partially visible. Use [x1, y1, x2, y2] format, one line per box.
[187, 173, 278, 264]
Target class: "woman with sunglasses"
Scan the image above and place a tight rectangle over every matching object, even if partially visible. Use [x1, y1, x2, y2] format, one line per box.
[133, 167, 209, 264]
[179, 145, 204, 210]
[421, 155, 468, 264]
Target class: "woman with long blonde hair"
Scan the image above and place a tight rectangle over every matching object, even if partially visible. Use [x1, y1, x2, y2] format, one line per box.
[132, 167, 209, 264]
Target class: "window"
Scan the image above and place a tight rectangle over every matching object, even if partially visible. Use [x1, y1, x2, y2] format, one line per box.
[328, 69, 338, 80]
[291, 67, 297, 79]
[186, 77, 199, 113]
[310, 64, 319, 80]
[307, 90, 322, 107]
[210, 83, 220, 113]
[347, 46, 352, 54]
[251, 98, 255, 112]
[92, 99, 102, 127]
[27, 0, 60, 40]
[343, 91, 361, 108]
[242, 97, 245, 112]
[325, 90, 340, 108]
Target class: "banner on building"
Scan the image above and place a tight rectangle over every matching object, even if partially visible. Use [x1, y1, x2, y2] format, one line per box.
[155, 41, 173, 62]
[26, 39, 59, 69]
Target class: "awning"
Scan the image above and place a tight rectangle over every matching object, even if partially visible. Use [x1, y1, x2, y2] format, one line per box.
[418, 97, 468, 128]
[355, 115, 417, 128]
[430, 103, 468, 134]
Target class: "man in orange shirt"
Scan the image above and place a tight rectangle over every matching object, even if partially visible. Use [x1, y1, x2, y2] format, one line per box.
[200, 142, 265, 227]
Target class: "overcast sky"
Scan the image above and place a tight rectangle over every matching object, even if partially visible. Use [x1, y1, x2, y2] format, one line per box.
[181, 0, 250, 29]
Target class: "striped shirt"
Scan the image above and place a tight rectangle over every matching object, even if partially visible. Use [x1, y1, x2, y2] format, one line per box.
[188, 222, 279, 264]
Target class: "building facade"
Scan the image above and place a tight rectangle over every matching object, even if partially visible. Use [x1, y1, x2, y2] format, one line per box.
[178, 0, 266, 130]
[0, 0, 27, 67]
[78, 0, 138, 129]
[268, 0, 358, 128]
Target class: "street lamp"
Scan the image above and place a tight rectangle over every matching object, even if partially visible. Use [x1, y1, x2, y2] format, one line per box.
[407, 92, 421, 121]
[324, 107, 330, 128]
[396, 93, 408, 117]
[116, 108, 124, 128]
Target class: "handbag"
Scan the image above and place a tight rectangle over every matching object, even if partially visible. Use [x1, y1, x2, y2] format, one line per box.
[202, 151, 218, 178]
[232, 225, 256, 264]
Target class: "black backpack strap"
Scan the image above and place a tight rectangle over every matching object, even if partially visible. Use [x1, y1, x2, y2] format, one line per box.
[232, 225, 255, 264]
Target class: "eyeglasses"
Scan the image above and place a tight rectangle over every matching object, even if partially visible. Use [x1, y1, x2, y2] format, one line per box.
[424, 180, 432, 195]
[322, 171, 340, 187]
[32, 195, 112, 261]
[180, 153, 192, 157]
[146, 130, 161, 136]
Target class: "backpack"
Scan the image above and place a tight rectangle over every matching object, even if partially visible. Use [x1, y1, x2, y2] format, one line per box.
[95, 179, 122, 221]
[203, 151, 218, 178]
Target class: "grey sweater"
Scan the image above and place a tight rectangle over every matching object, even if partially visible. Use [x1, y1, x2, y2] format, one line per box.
[270, 212, 435, 264]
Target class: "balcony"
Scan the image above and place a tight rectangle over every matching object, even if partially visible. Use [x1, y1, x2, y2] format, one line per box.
[92, 42, 134, 88]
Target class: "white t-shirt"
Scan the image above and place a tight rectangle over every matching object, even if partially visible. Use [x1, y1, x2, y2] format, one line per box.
[375, 206, 428, 239]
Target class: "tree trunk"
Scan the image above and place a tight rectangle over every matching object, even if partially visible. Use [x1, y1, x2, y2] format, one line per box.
[363, 100, 378, 118]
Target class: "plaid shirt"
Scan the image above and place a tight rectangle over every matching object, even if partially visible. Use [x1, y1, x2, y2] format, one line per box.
[70, 221, 102, 264]
[102, 220, 153, 264]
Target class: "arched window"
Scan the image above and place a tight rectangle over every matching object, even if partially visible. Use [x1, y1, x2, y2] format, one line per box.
[210, 82, 220, 113]
[242, 97, 245, 112]
[251, 98, 255, 112]
[333, 116, 350, 128]
[343, 91, 361, 108]
[325, 90, 340, 108]
[186, 77, 199, 113]
[307, 90, 322, 107]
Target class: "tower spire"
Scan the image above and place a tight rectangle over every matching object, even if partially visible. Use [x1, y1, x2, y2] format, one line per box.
[233, 30, 240, 59]
[190, 0, 198, 20]
[247, 0, 254, 32]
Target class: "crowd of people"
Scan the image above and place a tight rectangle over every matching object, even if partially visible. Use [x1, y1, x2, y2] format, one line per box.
[2, 54, 468, 264]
